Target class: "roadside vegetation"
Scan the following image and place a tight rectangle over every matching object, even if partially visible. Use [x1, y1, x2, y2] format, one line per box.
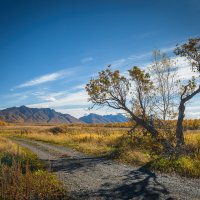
[0, 37, 199, 195]
[84, 37, 200, 176]
[1, 124, 200, 178]
[0, 136, 68, 200]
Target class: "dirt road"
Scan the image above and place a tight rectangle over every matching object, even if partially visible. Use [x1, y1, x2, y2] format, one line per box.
[13, 138, 200, 200]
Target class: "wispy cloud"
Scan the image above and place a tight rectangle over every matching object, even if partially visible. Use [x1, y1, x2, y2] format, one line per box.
[73, 84, 86, 90]
[109, 46, 175, 71]
[4, 42, 199, 118]
[27, 90, 89, 109]
[56, 107, 124, 118]
[34, 90, 68, 102]
[26, 87, 123, 117]
[186, 105, 200, 119]
[15, 70, 70, 89]
[117, 50, 198, 82]
[81, 57, 93, 64]
[174, 57, 199, 80]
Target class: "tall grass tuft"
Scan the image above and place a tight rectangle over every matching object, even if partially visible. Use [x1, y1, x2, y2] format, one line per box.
[0, 136, 69, 199]
[0, 163, 68, 200]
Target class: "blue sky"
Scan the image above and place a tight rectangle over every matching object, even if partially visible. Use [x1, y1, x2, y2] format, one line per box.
[0, 0, 200, 118]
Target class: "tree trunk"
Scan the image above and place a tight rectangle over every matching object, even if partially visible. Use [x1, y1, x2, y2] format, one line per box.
[175, 86, 200, 147]
[125, 108, 159, 138]
[142, 122, 158, 138]
[134, 115, 174, 152]
[176, 101, 185, 147]
[124, 106, 174, 152]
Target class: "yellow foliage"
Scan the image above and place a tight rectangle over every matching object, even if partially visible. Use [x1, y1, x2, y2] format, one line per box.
[0, 120, 7, 126]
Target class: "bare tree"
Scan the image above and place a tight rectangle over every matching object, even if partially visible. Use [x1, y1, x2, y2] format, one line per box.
[174, 38, 200, 147]
[149, 50, 178, 121]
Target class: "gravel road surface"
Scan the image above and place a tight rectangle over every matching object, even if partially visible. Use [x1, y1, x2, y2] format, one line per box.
[12, 138, 200, 200]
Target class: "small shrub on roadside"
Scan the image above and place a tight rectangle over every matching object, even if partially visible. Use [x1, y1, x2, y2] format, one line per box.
[0, 136, 69, 199]
[0, 164, 68, 200]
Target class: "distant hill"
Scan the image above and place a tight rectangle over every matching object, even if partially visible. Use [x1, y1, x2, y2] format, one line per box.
[0, 106, 82, 124]
[79, 113, 128, 124]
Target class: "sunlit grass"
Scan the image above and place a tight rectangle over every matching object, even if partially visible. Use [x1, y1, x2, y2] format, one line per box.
[185, 131, 200, 147]
[15, 130, 124, 155]
[0, 136, 68, 199]
[1, 125, 200, 178]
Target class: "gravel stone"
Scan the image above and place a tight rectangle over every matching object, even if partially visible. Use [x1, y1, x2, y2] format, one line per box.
[13, 138, 200, 200]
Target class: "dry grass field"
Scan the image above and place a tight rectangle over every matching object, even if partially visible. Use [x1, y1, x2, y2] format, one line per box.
[0, 135, 68, 200]
[1, 124, 200, 178]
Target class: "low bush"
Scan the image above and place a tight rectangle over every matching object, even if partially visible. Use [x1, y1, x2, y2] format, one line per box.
[0, 164, 68, 200]
[0, 136, 69, 199]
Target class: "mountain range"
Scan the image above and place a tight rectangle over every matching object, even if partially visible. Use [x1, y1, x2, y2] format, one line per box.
[0, 106, 82, 124]
[79, 113, 127, 124]
[0, 106, 128, 124]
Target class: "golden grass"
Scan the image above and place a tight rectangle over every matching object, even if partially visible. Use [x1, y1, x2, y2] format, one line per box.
[0, 136, 68, 199]
[0, 136, 18, 153]
[0, 166, 68, 200]
[17, 130, 123, 155]
[1, 125, 200, 178]
[0, 120, 7, 126]
[185, 131, 200, 146]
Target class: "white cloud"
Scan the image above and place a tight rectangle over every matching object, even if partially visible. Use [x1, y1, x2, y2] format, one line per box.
[127, 52, 152, 61]
[184, 103, 200, 119]
[81, 57, 93, 64]
[73, 84, 86, 90]
[26, 87, 125, 117]
[175, 57, 198, 80]
[6, 43, 199, 118]
[39, 96, 56, 102]
[187, 105, 200, 111]
[107, 46, 175, 72]
[160, 46, 175, 53]
[34, 91, 67, 102]
[111, 59, 127, 67]
[27, 90, 89, 109]
[54, 107, 124, 118]
[15, 70, 70, 89]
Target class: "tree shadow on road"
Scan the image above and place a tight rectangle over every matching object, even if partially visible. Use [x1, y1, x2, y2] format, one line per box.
[46, 156, 173, 200]
[85, 166, 173, 200]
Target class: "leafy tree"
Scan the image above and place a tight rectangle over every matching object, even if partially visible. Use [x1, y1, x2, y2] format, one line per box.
[129, 66, 155, 120]
[86, 66, 174, 152]
[86, 37, 200, 151]
[174, 38, 200, 147]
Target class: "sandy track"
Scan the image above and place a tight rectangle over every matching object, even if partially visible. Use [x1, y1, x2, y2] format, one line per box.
[12, 138, 200, 200]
